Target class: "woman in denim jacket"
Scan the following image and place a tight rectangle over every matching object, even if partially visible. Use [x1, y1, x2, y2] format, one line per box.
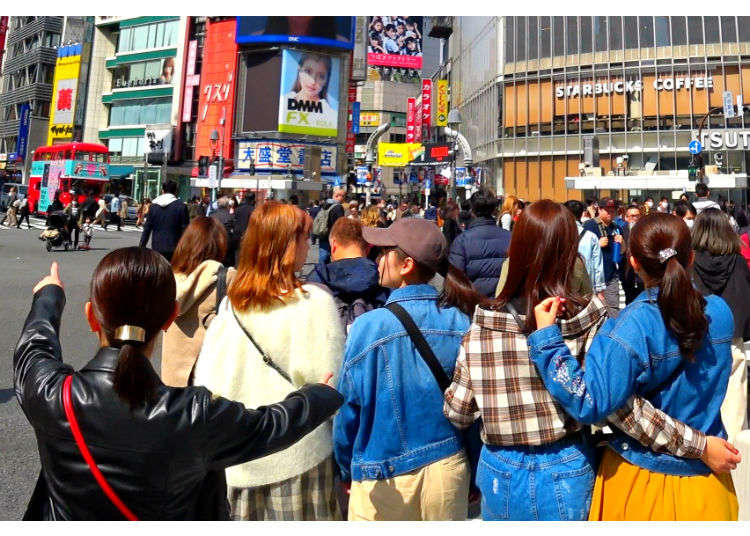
[530, 213, 739, 520]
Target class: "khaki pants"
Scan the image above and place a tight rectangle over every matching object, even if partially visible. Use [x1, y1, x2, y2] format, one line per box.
[722, 338, 748, 443]
[1, 207, 17, 227]
[348, 450, 470, 521]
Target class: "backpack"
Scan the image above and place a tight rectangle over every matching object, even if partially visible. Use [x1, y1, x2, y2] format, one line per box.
[336, 296, 375, 334]
[312, 204, 332, 237]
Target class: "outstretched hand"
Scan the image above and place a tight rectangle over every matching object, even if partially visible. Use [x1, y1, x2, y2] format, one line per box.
[702, 436, 742, 474]
[534, 297, 566, 329]
[33, 262, 64, 294]
[320, 372, 334, 387]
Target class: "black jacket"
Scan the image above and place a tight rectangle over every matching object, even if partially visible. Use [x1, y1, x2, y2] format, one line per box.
[211, 207, 236, 266]
[138, 195, 189, 254]
[693, 251, 750, 341]
[234, 201, 255, 242]
[14, 285, 343, 520]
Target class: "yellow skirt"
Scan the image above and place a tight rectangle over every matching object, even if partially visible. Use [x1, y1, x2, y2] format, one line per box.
[588, 448, 738, 521]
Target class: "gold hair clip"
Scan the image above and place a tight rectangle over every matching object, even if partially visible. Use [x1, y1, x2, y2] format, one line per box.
[113, 325, 146, 343]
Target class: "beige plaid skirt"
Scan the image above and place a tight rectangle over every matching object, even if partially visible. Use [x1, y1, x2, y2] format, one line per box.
[228, 456, 342, 521]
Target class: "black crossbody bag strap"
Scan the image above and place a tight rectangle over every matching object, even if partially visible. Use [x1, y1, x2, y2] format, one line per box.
[230, 306, 293, 385]
[385, 302, 451, 392]
[503, 301, 526, 333]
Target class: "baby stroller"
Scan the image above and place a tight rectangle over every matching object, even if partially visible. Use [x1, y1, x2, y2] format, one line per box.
[39, 211, 72, 252]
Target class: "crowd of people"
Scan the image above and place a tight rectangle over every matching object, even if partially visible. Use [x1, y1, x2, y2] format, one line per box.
[12, 179, 750, 521]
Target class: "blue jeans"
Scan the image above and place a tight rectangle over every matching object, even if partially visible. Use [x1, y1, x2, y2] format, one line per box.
[319, 238, 331, 264]
[477, 434, 596, 521]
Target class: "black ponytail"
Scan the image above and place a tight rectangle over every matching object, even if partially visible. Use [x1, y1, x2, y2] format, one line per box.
[657, 256, 708, 361]
[113, 342, 159, 410]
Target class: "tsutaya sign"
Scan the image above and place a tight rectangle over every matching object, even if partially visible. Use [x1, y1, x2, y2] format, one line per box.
[556, 75, 714, 98]
[699, 130, 750, 150]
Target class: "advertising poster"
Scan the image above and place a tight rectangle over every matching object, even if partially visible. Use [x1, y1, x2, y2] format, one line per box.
[16, 103, 31, 159]
[367, 16, 423, 70]
[377, 142, 422, 167]
[408, 143, 452, 166]
[360, 112, 381, 127]
[236, 140, 337, 174]
[67, 160, 108, 180]
[352, 102, 360, 134]
[356, 166, 369, 185]
[38, 162, 66, 213]
[278, 49, 341, 137]
[436, 80, 448, 126]
[421, 79, 432, 139]
[406, 97, 416, 143]
[236, 17, 354, 50]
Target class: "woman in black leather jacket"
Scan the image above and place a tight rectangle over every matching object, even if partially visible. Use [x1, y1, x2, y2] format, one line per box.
[14, 247, 343, 520]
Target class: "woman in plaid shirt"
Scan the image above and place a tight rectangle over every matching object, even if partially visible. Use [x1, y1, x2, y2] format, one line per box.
[443, 201, 740, 521]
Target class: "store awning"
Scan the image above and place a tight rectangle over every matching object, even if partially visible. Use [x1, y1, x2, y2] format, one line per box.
[565, 173, 748, 190]
[109, 165, 135, 178]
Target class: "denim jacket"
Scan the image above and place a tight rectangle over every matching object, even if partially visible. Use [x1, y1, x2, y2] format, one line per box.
[333, 284, 470, 482]
[576, 222, 606, 293]
[528, 288, 734, 476]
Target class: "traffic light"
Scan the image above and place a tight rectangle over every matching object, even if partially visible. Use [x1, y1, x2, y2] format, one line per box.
[688, 164, 697, 181]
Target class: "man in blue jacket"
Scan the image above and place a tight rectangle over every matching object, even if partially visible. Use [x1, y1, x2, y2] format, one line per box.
[448, 188, 511, 297]
[138, 180, 189, 262]
[583, 197, 624, 318]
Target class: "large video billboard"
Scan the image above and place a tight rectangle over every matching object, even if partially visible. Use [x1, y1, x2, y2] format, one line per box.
[278, 49, 340, 138]
[236, 17, 354, 50]
[367, 16, 422, 70]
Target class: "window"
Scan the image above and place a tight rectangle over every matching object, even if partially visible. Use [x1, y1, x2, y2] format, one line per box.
[688, 16, 703, 45]
[505, 17, 514, 63]
[553, 16, 564, 56]
[132, 25, 148, 50]
[704, 17, 720, 43]
[672, 16, 687, 45]
[540, 16, 551, 57]
[144, 60, 161, 80]
[109, 98, 172, 126]
[122, 137, 138, 157]
[528, 16, 538, 60]
[566, 17, 578, 55]
[163, 21, 178, 47]
[129, 62, 146, 82]
[515, 17, 526, 61]
[655, 16, 670, 47]
[639, 17, 654, 48]
[608, 16, 622, 50]
[624, 17, 638, 49]
[118, 27, 132, 52]
[594, 16, 607, 52]
[581, 16, 592, 53]
[109, 138, 123, 154]
[155, 22, 164, 48]
[721, 16, 737, 43]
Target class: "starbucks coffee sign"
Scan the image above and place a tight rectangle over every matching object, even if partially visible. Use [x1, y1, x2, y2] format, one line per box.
[556, 75, 713, 98]
[699, 130, 750, 150]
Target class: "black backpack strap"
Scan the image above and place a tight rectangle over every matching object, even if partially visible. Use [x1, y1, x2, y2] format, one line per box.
[215, 265, 228, 312]
[385, 302, 451, 392]
[504, 301, 526, 333]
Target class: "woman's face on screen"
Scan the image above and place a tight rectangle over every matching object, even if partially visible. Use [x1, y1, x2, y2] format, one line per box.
[298, 59, 328, 100]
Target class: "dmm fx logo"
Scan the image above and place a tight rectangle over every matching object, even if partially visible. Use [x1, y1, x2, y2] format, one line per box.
[286, 98, 323, 124]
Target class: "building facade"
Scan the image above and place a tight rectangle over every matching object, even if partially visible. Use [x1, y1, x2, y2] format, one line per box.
[443, 16, 750, 204]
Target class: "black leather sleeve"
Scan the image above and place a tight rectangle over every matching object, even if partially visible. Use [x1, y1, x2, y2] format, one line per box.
[202, 383, 344, 470]
[14, 284, 71, 412]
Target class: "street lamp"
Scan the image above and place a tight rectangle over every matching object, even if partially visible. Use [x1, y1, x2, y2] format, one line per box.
[209, 129, 222, 203]
[447, 108, 462, 201]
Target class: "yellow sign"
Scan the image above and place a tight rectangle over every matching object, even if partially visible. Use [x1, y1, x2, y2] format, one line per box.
[360, 112, 381, 127]
[436, 80, 448, 127]
[48, 53, 82, 146]
[377, 143, 423, 167]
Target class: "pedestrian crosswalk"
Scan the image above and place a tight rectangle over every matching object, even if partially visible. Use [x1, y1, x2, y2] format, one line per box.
[0, 215, 142, 233]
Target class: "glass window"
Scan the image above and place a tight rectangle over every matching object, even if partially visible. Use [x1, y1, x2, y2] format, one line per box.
[118, 28, 131, 52]
[123, 102, 140, 125]
[145, 60, 161, 80]
[655, 16, 670, 47]
[110, 103, 124, 125]
[155, 23, 164, 48]
[528, 16, 538, 60]
[515, 17, 526, 61]
[566, 16, 578, 55]
[164, 21, 178, 47]
[132, 24, 148, 50]
[157, 99, 172, 123]
[553, 16, 564, 56]
[505, 17, 514, 63]
[594, 16, 607, 52]
[540, 16, 551, 57]
[624, 16, 638, 49]
[639, 16, 654, 48]
[129, 62, 146, 82]
[122, 137, 138, 157]
[581, 16, 592, 53]
[704, 17, 720, 43]
[739, 17, 750, 42]
[672, 16, 687, 45]
[721, 16, 737, 43]
[142, 99, 158, 124]
[608, 16, 622, 50]
[688, 16, 703, 45]
[136, 137, 146, 156]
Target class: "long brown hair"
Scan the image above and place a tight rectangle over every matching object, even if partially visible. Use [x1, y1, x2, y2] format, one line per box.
[90, 247, 176, 409]
[171, 216, 228, 274]
[228, 201, 311, 311]
[492, 199, 589, 332]
[691, 207, 742, 255]
[629, 213, 707, 360]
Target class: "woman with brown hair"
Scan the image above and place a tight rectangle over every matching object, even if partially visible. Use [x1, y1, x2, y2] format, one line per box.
[192, 201, 345, 520]
[529, 212, 740, 520]
[444, 202, 740, 520]
[161, 216, 235, 387]
[14, 250, 342, 520]
[360, 204, 381, 228]
[499, 194, 518, 231]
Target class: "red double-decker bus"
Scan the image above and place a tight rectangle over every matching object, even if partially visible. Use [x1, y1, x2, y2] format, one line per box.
[28, 142, 110, 214]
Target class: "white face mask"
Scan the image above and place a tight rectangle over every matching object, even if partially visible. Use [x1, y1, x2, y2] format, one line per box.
[645, 201, 654, 208]
[685, 218, 694, 229]
[660, 201, 668, 209]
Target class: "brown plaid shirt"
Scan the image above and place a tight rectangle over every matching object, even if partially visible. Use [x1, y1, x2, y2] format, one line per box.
[444, 296, 706, 457]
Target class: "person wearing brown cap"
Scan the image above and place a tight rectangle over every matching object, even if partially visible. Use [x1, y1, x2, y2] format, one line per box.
[583, 197, 624, 318]
[333, 217, 482, 521]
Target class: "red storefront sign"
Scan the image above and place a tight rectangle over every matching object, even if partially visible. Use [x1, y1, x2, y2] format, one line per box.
[346, 82, 356, 154]
[414, 98, 422, 143]
[421, 79, 432, 140]
[195, 19, 238, 161]
[406, 97, 416, 143]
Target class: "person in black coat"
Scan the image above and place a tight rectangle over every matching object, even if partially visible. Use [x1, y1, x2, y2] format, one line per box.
[138, 180, 189, 262]
[210, 196, 237, 266]
[448, 188, 511, 297]
[16, 250, 343, 520]
[234, 190, 256, 244]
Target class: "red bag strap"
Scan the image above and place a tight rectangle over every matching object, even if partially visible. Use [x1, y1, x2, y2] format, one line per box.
[62, 375, 139, 521]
